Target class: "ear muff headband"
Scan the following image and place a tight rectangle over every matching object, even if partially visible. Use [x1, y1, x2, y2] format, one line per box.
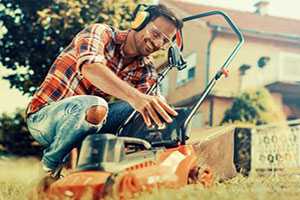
[131, 11, 150, 31]
[131, 4, 152, 31]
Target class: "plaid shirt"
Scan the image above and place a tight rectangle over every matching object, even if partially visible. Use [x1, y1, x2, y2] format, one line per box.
[26, 24, 158, 115]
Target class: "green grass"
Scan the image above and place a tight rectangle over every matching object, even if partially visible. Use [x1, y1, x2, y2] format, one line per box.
[1, 158, 300, 200]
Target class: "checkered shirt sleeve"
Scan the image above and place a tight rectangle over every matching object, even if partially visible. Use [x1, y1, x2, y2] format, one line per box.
[74, 24, 110, 71]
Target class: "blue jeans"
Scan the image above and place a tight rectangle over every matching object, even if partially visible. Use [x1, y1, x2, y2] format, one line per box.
[26, 95, 133, 170]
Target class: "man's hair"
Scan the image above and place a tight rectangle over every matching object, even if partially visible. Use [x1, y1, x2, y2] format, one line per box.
[149, 4, 183, 30]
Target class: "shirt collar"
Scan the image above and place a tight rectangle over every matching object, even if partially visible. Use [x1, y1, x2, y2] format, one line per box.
[113, 29, 129, 45]
[113, 29, 130, 58]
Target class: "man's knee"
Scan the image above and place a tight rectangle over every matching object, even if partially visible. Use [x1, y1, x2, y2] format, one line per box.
[85, 105, 108, 125]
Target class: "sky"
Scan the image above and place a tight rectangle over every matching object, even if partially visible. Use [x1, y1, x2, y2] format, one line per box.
[0, 67, 30, 114]
[0, 0, 300, 114]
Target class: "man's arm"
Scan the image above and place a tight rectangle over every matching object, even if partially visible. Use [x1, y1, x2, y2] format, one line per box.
[74, 24, 177, 127]
[82, 62, 177, 127]
[82, 62, 140, 107]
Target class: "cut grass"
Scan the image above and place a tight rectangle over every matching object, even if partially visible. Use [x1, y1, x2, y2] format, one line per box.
[0, 157, 43, 200]
[1, 158, 300, 200]
[135, 174, 300, 200]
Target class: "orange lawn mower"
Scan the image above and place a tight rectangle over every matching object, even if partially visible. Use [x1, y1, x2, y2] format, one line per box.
[45, 11, 244, 200]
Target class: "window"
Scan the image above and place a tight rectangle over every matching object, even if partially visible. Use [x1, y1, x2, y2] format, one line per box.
[279, 52, 300, 82]
[188, 67, 196, 80]
[176, 52, 197, 86]
[159, 74, 169, 96]
[191, 112, 203, 129]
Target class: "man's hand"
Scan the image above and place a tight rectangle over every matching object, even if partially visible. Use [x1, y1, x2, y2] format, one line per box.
[129, 93, 178, 127]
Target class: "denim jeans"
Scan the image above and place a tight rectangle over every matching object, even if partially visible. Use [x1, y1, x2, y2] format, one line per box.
[26, 95, 133, 170]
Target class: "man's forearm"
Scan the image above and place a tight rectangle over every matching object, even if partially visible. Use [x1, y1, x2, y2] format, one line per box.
[81, 62, 142, 103]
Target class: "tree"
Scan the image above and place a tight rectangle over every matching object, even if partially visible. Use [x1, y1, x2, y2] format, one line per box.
[0, 0, 142, 96]
[0, 109, 42, 156]
[0, 0, 144, 156]
[221, 88, 286, 125]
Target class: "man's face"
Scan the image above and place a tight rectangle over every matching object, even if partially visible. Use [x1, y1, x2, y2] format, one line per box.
[134, 16, 177, 56]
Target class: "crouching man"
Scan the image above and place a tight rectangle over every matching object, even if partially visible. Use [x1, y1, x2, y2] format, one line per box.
[26, 4, 182, 178]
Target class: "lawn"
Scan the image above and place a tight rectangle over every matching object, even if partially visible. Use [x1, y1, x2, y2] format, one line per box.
[0, 157, 42, 200]
[1, 158, 300, 200]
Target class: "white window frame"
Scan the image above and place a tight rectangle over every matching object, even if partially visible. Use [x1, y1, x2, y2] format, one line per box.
[278, 52, 300, 82]
[159, 74, 169, 97]
[191, 111, 203, 129]
[176, 52, 197, 87]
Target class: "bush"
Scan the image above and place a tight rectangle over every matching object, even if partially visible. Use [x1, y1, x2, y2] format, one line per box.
[0, 109, 42, 156]
[222, 88, 286, 125]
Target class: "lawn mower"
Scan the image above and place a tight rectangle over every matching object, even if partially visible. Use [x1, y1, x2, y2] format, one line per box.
[46, 11, 244, 200]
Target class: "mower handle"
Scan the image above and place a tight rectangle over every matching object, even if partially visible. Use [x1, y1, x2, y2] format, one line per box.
[182, 11, 244, 44]
[117, 11, 244, 142]
[181, 11, 244, 137]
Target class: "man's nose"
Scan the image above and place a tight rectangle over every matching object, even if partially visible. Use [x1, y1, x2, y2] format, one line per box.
[152, 38, 164, 49]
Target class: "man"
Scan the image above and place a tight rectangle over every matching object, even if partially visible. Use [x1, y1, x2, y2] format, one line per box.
[26, 4, 183, 177]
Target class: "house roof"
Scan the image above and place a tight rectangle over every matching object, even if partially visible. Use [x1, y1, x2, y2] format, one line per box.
[266, 81, 300, 95]
[162, 0, 300, 37]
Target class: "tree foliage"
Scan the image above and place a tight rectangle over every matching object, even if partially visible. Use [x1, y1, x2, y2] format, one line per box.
[0, 0, 144, 156]
[0, 0, 142, 95]
[221, 88, 286, 125]
[0, 109, 42, 156]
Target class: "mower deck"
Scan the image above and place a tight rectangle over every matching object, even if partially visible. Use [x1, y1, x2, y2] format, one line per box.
[48, 137, 212, 199]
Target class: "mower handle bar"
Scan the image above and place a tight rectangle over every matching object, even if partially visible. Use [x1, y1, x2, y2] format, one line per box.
[117, 11, 244, 139]
[182, 11, 244, 43]
[181, 11, 244, 134]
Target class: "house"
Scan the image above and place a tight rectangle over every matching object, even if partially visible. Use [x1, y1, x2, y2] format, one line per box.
[157, 0, 300, 128]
